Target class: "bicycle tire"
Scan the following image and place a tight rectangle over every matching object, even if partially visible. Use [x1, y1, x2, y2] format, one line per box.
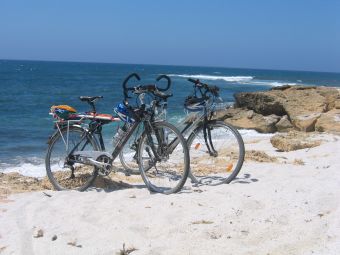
[137, 121, 190, 194]
[45, 125, 99, 191]
[187, 120, 245, 186]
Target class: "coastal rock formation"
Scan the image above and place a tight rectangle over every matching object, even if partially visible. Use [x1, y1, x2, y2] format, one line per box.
[275, 115, 294, 132]
[315, 109, 340, 133]
[221, 108, 280, 133]
[228, 85, 340, 133]
[270, 131, 322, 152]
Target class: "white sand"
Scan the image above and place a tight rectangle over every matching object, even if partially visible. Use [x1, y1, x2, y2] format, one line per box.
[0, 134, 339, 255]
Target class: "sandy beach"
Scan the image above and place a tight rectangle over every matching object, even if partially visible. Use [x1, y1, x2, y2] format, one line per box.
[1, 133, 339, 255]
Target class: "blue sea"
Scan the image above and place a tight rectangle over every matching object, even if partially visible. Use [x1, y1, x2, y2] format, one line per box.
[1, 59, 340, 176]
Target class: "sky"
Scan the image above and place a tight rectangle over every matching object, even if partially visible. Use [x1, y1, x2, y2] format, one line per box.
[0, 0, 339, 72]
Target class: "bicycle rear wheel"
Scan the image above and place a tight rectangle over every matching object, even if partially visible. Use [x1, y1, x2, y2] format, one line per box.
[138, 121, 190, 194]
[45, 126, 99, 191]
[187, 121, 245, 185]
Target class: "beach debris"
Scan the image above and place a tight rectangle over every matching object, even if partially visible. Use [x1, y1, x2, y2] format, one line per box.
[193, 189, 203, 193]
[241, 230, 249, 236]
[197, 203, 203, 206]
[317, 211, 330, 218]
[51, 235, 57, 241]
[67, 239, 82, 248]
[191, 220, 214, 225]
[209, 232, 222, 239]
[0, 246, 7, 252]
[43, 192, 52, 197]
[170, 202, 174, 206]
[293, 159, 305, 165]
[245, 150, 278, 163]
[33, 228, 44, 238]
[117, 243, 137, 255]
[129, 195, 136, 198]
[145, 206, 151, 208]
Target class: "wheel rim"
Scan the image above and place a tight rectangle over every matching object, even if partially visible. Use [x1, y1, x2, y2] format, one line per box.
[189, 123, 244, 186]
[46, 128, 98, 190]
[139, 124, 188, 194]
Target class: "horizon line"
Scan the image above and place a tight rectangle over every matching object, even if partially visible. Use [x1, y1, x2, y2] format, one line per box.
[1, 57, 339, 75]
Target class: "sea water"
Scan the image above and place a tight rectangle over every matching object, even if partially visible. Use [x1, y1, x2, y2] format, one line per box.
[1, 59, 340, 177]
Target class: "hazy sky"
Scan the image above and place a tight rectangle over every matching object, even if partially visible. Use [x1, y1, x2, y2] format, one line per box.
[0, 0, 339, 72]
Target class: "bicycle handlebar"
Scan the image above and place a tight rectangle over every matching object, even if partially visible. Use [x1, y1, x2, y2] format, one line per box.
[156, 75, 171, 91]
[187, 78, 220, 97]
[122, 73, 141, 99]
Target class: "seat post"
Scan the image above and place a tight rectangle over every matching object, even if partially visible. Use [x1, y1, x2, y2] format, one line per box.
[89, 101, 96, 113]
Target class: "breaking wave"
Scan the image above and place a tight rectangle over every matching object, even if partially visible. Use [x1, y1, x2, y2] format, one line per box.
[168, 74, 254, 82]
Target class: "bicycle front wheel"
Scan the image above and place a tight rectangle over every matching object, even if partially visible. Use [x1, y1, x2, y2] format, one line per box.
[45, 126, 99, 191]
[119, 125, 143, 175]
[187, 121, 245, 185]
[138, 121, 190, 194]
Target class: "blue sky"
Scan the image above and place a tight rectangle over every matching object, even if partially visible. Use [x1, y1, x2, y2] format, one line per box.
[0, 0, 339, 72]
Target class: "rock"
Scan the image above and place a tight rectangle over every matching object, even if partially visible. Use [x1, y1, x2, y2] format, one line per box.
[275, 115, 294, 132]
[33, 228, 44, 238]
[52, 235, 58, 241]
[234, 91, 286, 116]
[270, 131, 322, 152]
[334, 98, 340, 109]
[234, 86, 340, 132]
[315, 109, 340, 133]
[223, 108, 280, 133]
[290, 113, 321, 132]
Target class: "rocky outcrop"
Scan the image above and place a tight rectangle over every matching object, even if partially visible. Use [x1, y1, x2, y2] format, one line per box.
[270, 131, 322, 152]
[315, 109, 340, 132]
[275, 115, 294, 132]
[221, 108, 280, 133]
[228, 85, 340, 133]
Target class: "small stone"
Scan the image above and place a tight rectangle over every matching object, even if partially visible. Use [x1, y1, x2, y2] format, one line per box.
[33, 228, 44, 238]
[129, 195, 136, 198]
[51, 235, 57, 241]
[67, 240, 82, 248]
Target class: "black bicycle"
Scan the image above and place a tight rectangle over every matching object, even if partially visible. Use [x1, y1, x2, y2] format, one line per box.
[45, 74, 190, 194]
[120, 75, 245, 186]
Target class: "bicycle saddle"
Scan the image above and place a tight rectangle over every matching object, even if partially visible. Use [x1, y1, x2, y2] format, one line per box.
[79, 96, 103, 103]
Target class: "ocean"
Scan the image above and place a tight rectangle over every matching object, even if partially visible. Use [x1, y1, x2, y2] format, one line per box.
[1, 59, 340, 177]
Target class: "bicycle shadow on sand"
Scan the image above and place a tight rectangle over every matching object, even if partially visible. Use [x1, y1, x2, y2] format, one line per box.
[86, 171, 259, 194]
[232, 173, 259, 184]
[175, 173, 258, 195]
[87, 168, 147, 193]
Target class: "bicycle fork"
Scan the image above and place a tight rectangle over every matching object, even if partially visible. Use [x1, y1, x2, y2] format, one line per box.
[203, 118, 218, 157]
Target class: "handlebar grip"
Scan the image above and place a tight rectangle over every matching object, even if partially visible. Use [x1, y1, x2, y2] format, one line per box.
[122, 73, 141, 99]
[188, 78, 199, 84]
[156, 75, 171, 91]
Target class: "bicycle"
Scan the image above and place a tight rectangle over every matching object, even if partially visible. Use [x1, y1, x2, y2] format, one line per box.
[119, 73, 172, 175]
[120, 75, 245, 186]
[45, 74, 190, 194]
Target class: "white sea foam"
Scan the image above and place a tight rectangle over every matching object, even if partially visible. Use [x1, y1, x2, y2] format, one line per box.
[168, 74, 254, 82]
[168, 74, 301, 87]
[247, 81, 298, 87]
[1, 162, 46, 177]
[239, 129, 275, 138]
